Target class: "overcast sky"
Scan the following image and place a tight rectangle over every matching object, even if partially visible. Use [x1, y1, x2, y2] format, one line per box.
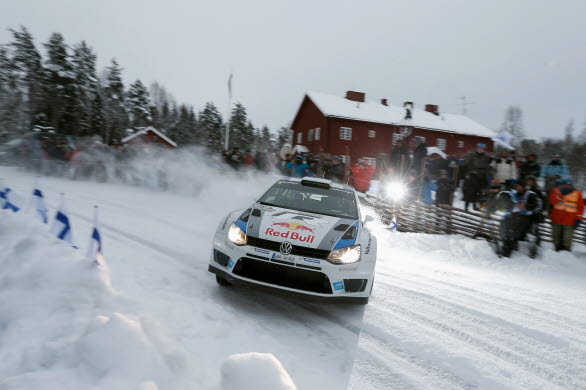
[1, 0, 585, 139]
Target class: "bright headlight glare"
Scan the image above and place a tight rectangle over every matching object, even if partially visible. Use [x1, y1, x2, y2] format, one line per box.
[228, 224, 247, 246]
[385, 182, 406, 200]
[328, 244, 361, 265]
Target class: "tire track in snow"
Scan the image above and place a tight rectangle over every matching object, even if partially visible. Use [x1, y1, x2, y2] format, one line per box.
[379, 270, 586, 343]
[371, 282, 585, 390]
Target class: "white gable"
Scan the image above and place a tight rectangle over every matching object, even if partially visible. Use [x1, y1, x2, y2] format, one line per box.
[306, 91, 495, 138]
[121, 126, 177, 147]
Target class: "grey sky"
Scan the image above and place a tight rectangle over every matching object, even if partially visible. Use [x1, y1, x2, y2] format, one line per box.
[1, 0, 585, 139]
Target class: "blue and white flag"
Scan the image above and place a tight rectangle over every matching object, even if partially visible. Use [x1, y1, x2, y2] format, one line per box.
[50, 194, 75, 247]
[492, 131, 515, 150]
[389, 216, 398, 232]
[86, 206, 104, 266]
[1, 186, 22, 212]
[32, 188, 49, 223]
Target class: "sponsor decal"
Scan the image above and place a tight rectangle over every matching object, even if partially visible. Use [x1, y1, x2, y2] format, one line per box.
[254, 248, 270, 255]
[333, 281, 344, 291]
[221, 215, 230, 231]
[271, 212, 331, 228]
[364, 235, 372, 255]
[264, 227, 315, 243]
[303, 258, 320, 264]
[272, 253, 296, 263]
[339, 267, 358, 272]
[271, 221, 315, 234]
[227, 259, 234, 269]
[255, 205, 275, 212]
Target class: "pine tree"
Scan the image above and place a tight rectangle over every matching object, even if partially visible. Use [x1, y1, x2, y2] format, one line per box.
[127, 79, 152, 128]
[91, 91, 105, 141]
[0, 45, 26, 134]
[258, 125, 273, 152]
[9, 26, 46, 131]
[228, 103, 253, 150]
[103, 59, 127, 145]
[72, 41, 98, 136]
[43, 32, 76, 134]
[564, 119, 575, 147]
[500, 105, 525, 146]
[169, 104, 193, 146]
[198, 102, 224, 153]
[276, 126, 291, 149]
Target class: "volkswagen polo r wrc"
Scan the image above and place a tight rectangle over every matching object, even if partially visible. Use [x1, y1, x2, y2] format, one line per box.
[208, 177, 377, 304]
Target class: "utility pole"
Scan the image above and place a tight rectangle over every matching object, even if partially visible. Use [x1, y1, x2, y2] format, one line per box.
[224, 73, 233, 150]
[457, 96, 475, 115]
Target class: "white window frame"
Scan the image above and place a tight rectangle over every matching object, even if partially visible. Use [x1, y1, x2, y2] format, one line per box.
[341, 155, 351, 165]
[339, 127, 352, 140]
[368, 130, 376, 138]
[437, 138, 447, 151]
[363, 157, 376, 167]
[315, 128, 320, 141]
[297, 132, 302, 144]
[457, 140, 464, 148]
[392, 133, 403, 146]
[308, 129, 314, 142]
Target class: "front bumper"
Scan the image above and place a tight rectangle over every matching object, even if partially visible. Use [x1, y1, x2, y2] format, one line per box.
[209, 233, 375, 300]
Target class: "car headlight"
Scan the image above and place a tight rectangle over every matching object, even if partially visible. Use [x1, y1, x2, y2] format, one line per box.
[228, 223, 247, 246]
[327, 244, 361, 264]
[385, 181, 407, 201]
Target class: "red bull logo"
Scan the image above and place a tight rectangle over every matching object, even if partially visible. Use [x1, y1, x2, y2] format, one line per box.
[266, 221, 316, 243]
[270, 221, 315, 234]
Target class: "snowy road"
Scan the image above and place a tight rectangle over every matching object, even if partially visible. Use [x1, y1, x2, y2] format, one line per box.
[2, 165, 586, 390]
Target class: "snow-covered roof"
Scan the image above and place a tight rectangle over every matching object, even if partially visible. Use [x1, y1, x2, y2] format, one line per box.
[121, 126, 177, 147]
[305, 91, 495, 138]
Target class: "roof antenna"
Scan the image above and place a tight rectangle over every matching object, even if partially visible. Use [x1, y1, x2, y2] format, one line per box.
[457, 96, 475, 115]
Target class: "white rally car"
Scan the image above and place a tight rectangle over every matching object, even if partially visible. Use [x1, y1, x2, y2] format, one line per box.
[208, 177, 377, 304]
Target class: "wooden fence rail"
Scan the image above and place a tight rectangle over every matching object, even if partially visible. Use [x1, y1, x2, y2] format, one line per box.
[358, 194, 586, 246]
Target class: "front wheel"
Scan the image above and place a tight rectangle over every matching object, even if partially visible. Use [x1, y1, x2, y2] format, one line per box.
[216, 275, 232, 287]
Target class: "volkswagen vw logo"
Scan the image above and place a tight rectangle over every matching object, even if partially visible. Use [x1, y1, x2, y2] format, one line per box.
[280, 241, 293, 255]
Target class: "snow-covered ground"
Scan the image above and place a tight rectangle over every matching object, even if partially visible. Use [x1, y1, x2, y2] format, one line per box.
[1, 164, 586, 390]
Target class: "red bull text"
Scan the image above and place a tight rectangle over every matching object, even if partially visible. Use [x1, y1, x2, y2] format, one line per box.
[264, 228, 316, 243]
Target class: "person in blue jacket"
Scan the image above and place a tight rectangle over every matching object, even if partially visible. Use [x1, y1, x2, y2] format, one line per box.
[540, 153, 569, 194]
[292, 155, 310, 177]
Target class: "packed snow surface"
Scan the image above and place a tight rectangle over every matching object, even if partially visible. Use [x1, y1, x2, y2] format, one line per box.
[1, 163, 586, 390]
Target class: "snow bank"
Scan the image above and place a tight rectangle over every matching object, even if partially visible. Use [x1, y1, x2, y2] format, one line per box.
[0, 212, 190, 390]
[221, 353, 297, 390]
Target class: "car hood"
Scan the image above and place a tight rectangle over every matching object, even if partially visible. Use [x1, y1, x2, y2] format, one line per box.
[242, 203, 360, 251]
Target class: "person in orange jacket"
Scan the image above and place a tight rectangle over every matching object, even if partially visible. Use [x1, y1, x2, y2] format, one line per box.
[548, 177, 584, 252]
[351, 159, 375, 193]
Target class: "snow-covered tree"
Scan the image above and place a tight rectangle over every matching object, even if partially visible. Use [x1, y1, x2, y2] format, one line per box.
[500, 105, 525, 146]
[127, 79, 152, 128]
[276, 126, 291, 149]
[198, 102, 224, 152]
[103, 59, 127, 144]
[228, 103, 254, 150]
[9, 26, 46, 131]
[0, 45, 26, 133]
[72, 41, 98, 136]
[43, 32, 76, 134]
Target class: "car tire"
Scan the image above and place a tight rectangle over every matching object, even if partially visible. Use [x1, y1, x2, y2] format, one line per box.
[216, 275, 232, 287]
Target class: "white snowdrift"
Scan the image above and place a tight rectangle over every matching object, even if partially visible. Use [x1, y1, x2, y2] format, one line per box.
[221, 353, 297, 390]
[0, 212, 190, 390]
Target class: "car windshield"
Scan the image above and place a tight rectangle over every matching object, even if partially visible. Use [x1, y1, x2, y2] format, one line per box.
[258, 181, 358, 220]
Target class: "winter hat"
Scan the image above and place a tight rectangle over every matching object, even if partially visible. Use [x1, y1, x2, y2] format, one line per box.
[490, 179, 501, 188]
[476, 143, 486, 150]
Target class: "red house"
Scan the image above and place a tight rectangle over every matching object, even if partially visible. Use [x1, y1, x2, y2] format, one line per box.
[121, 126, 177, 148]
[290, 91, 495, 166]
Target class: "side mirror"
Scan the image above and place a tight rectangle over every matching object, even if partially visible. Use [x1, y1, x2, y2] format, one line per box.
[363, 215, 375, 223]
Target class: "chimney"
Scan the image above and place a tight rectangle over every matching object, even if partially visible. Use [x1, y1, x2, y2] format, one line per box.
[425, 104, 440, 116]
[345, 90, 365, 103]
[381, 98, 388, 106]
[403, 101, 414, 120]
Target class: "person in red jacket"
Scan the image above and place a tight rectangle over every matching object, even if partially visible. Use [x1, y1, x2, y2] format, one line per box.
[548, 178, 584, 252]
[351, 159, 375, 193]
